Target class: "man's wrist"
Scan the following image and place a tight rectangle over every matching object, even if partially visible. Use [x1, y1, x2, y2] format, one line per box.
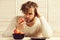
[38, 14, 43, 18]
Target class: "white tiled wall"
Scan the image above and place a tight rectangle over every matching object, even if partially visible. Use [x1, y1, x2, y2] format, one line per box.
[48, 0, 60, 37]
[0, 0, 16, 34]
[0, 0, 60, 37]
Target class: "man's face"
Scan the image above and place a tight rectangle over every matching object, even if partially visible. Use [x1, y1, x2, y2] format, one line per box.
[24, 7, 35, 23]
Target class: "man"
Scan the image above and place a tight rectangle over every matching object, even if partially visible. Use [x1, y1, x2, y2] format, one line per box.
[3, 1, 53, 38]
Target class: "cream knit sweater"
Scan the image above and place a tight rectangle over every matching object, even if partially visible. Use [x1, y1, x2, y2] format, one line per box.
[2, 16, 53, 38]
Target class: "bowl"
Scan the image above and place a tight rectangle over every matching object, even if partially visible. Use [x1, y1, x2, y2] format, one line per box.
[13, 33, 24, 39]
[31, 37, 46, 40]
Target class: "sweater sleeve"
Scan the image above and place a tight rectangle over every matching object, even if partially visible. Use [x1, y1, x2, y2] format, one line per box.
[39, 16, 53, 38]
[2, 16, 17, 37]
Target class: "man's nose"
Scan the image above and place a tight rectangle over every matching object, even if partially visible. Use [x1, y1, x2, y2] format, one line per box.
[26, 15, 29, 18]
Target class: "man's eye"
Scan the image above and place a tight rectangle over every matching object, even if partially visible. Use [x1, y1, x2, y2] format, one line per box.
[29, 13, 32, 15]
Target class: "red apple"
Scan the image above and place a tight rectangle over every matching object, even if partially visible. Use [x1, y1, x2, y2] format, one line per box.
[14, 28, 24, 34]
[14, 29, 20, 34]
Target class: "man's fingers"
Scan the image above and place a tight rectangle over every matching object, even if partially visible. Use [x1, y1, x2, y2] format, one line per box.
[37, 8, 42, 17]
[18, 18, 25, 24]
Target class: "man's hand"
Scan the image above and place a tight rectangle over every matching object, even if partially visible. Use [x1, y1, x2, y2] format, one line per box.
[37, 8, 42, 18]
[16, 17, 25, 31]
[18, 18, 25, 24]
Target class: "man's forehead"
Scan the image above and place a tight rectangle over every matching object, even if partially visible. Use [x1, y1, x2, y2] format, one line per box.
[29, 7, 35, 11]
[24, 7, 35, 13]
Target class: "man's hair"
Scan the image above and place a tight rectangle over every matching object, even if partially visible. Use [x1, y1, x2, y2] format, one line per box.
[20, 1, 39, 17]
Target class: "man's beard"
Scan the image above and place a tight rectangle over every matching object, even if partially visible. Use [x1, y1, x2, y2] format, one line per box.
[25, 17, 35, 23]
